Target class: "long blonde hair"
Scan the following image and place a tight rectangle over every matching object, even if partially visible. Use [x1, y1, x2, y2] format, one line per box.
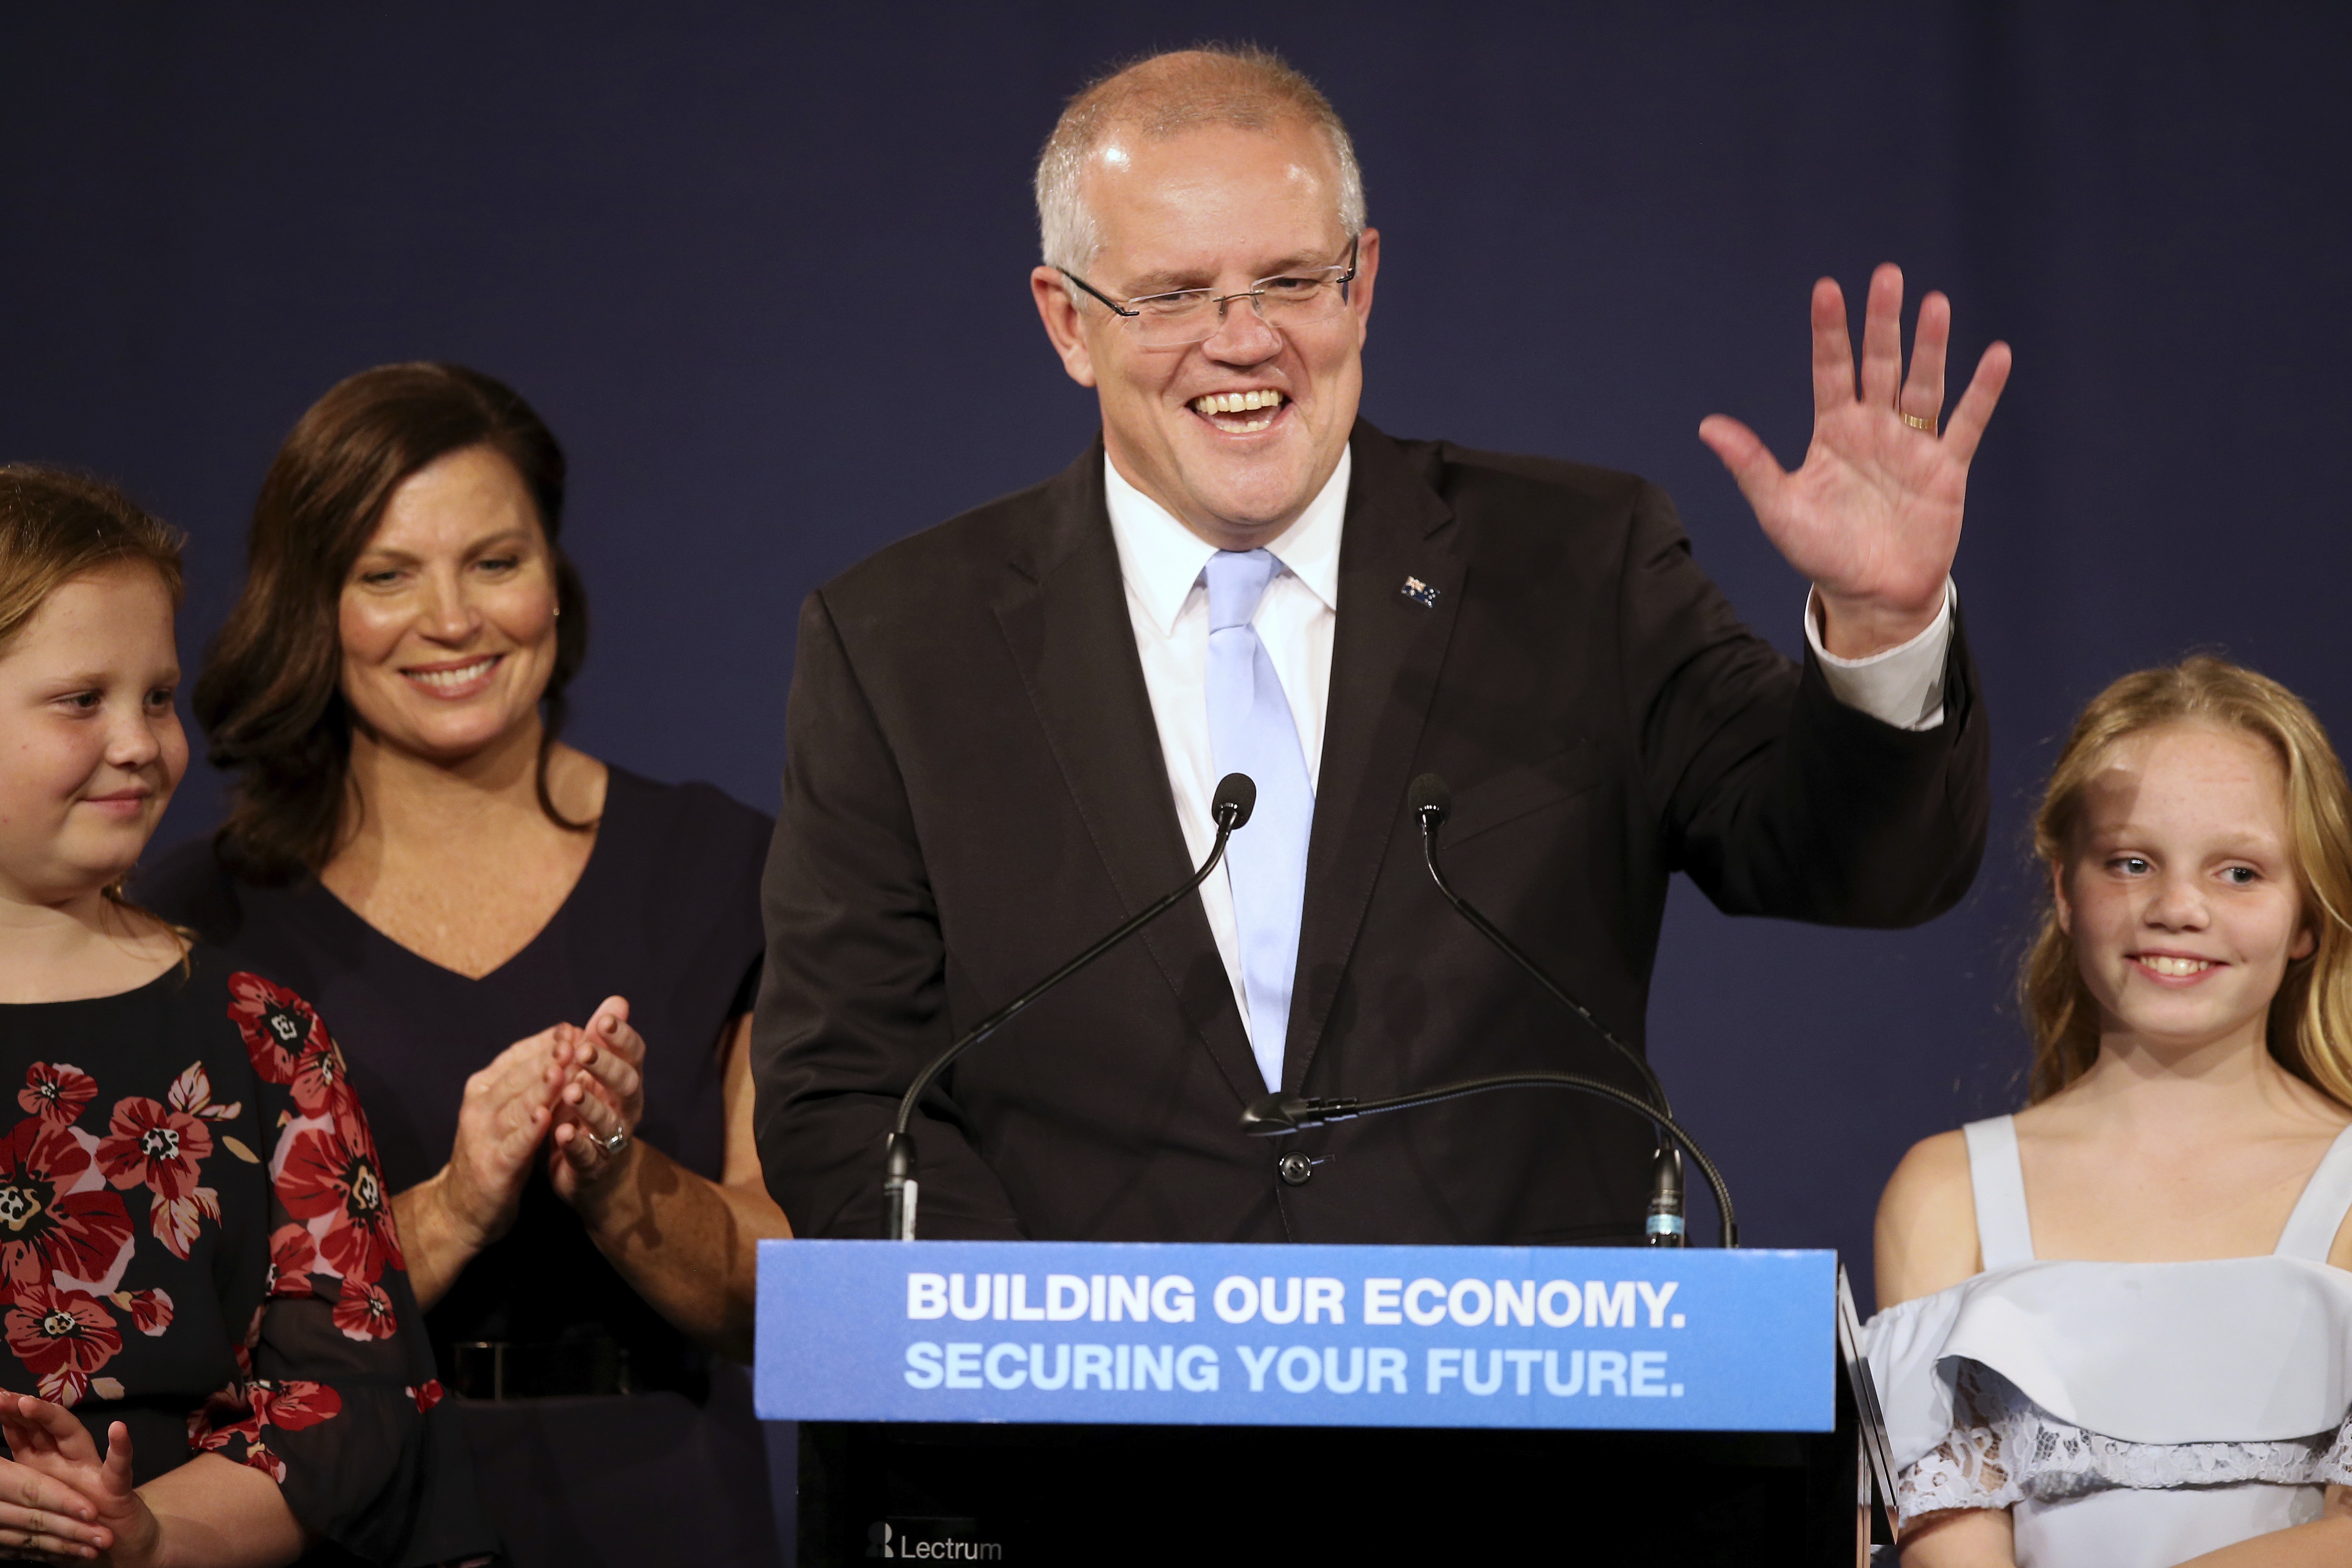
[2020, 656, 2352, 1106]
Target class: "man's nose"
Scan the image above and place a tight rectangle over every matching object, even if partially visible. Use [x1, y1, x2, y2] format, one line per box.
[1200, 293, 1282, 363]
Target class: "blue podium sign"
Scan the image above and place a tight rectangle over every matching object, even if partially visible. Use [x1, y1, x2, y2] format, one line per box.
[756, 1240, 1833, 1433]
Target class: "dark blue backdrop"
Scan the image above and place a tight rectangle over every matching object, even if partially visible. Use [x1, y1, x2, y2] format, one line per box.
[6, 4, 2347, 1299]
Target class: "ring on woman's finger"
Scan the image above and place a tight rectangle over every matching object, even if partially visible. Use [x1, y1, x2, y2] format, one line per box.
[1901, 411, 1937, 434]
[596, 1127, 629, 1156]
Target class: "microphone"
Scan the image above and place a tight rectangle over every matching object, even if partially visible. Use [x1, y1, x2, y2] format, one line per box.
[1403, 772, 1703, 1246]
[1239, 1075, 1737, 1249]
[883, 772, 1256, 1240]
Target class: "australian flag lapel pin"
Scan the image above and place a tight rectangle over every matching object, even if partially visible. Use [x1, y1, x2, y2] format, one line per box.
[1399, 574, 1441, 609]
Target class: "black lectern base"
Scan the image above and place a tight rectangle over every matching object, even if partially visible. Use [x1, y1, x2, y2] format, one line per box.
[800, 1416, 1864, 1566]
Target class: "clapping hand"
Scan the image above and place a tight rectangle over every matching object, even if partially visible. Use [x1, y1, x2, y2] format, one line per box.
[0, 1395, 147, 1563]
[1698, 263, 2012, 657]
[440, 1028, 570, 1250]
[548, 996, 647, 1204]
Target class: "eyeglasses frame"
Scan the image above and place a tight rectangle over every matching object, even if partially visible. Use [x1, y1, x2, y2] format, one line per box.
[1058, 234, 1362, 339]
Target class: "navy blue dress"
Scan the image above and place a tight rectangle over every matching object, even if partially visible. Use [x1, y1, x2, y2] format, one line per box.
[142, 767, 781, 1568]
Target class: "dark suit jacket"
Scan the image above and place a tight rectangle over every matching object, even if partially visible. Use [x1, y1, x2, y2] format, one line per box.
[753, 420, 1988, 1243]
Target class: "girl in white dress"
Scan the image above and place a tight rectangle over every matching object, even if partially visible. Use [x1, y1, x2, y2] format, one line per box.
[1864, 657, 2352, 1567]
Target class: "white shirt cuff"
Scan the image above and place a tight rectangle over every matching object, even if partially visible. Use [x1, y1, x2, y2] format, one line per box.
[1803, 581, 1955, 732]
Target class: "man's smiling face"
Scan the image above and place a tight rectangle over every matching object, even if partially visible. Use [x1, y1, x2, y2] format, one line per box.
[1032, 118, 1379, 550]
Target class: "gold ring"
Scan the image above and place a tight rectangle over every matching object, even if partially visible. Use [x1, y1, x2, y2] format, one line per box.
[1901, 412, 1937, 434]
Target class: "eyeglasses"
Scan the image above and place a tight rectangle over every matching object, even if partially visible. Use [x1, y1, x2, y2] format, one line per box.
[1060, 236, 1360, 350]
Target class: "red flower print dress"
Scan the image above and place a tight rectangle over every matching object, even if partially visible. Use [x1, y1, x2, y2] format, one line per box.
[0, 948, 495, 1566]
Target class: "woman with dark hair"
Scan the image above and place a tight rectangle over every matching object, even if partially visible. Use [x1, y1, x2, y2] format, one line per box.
[142, 363, 791, 1568]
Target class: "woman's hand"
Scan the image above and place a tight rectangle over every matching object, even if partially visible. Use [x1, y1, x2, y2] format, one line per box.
[551, 1010, 791, 1360]
[393, 1027, 569, 1308]
[548, 997, 646, 1207]
[438, 1027, 568, 1248]
[0, 1395, 151, 1563]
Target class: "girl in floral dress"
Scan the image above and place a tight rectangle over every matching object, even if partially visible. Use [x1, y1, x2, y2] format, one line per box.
[0, 466, 493, 1564]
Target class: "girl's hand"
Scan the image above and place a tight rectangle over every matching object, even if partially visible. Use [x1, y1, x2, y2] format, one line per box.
[0, 1396, 152, 1564]
[440, 1027, 568, 1249]
[549, 997, 646, 1207]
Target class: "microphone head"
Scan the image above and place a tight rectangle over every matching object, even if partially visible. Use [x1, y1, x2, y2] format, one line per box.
[1214, 772, 1257, 830]
[1236, 1093, 1304, 1136]
[1407, 772, 1452, 829]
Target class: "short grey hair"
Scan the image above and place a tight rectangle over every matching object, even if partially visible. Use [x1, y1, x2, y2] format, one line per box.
[1034, 44, 1368, 279]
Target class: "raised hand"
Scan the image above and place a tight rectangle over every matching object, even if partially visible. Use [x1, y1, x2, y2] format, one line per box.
[0, 1394, 150, 1563]
[548, 996, 647, 1207]
[1698, 263, 2012, 657]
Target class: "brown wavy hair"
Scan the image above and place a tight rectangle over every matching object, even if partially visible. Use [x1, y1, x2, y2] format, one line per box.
[0, 464, 188, 916]
[2020, 656, 2352, 1107]
[195, 363, 590, 885]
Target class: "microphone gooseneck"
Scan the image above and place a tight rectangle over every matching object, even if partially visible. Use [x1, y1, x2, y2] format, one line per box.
[1239, 1076, 1738, 1249]
[1406, 773, 1670, 1115]
[882, 772, 1256, 1240]
[1405, 772, 1702, 1247]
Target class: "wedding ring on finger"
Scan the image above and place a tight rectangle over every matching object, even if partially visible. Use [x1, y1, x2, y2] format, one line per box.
[1901, 411, 1938, 434]
[595, 1127, 630, 1156]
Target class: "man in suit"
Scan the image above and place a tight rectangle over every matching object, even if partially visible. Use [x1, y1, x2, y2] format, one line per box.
[752, 46, 2009, 1243]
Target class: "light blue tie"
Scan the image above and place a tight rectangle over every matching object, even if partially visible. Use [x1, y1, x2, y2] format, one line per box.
[1203, 549, 1315, 1091]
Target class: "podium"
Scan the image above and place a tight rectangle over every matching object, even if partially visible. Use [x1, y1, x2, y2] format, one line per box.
[757, 1240, 1883, 1565]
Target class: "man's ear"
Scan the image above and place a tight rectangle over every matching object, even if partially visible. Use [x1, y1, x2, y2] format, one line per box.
[2050, 857, 2073, 936]
[1031, 267, 1098, 388]
[1349, 226, 1381, 349]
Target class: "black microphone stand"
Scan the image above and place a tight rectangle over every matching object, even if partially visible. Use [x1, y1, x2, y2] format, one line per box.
[1408, 774, 1697, 1246]
[1239, 1075, 1738, 1249]
[883, 774, 1257, 1240]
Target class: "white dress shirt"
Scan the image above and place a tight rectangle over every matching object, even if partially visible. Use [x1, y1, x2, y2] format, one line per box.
[1102, 451, 1955, 1029]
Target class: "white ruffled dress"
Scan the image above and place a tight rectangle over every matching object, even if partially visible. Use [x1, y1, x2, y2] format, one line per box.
[1860, 1116, 2352, 1567]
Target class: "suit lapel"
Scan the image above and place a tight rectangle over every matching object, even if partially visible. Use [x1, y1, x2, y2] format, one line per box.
[1286, 422, 1464, 1089]
[991, 443, 1267, 1105]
